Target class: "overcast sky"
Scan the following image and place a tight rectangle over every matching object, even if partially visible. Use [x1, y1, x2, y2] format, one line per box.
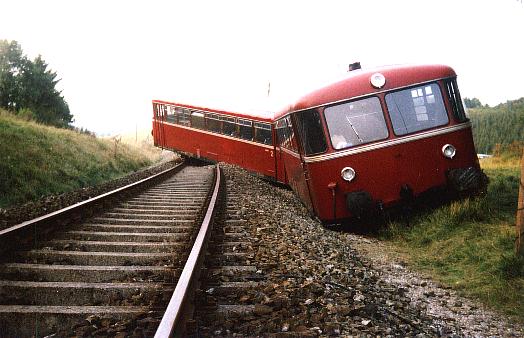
[1, 0, 523, 135]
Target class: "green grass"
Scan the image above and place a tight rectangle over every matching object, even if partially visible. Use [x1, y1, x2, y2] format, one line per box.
[0, 110, 156, 208]
[381, 152, 524, 320]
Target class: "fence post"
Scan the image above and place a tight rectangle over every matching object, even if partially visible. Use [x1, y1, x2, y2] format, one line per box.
[517, 148, 524, 256]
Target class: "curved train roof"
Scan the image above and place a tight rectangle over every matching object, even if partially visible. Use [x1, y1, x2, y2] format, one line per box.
[275, 64, 457, 120]
[152, 100, 274, 122]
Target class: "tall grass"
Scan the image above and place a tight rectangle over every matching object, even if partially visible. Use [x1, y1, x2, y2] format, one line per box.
[0, 110, 157, 208]
[381, 154, 523, 320]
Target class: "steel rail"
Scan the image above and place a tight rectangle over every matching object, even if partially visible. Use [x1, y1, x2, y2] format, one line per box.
[0, 162, 184, 250]
[154, 164, 221, 338]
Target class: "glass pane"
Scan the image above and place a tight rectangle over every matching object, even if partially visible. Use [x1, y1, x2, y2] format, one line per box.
[206, 114, 221, 133]
[385, 83, 448, 135]
[255, 122, 273, 145]
[238, 119, 253, 140]
[324, 96, 388, 150]
[445, 79, 468, 123]
[295, 109, 327, 155]
[166, 106, 176, 123]
[191, 112, 205, 129]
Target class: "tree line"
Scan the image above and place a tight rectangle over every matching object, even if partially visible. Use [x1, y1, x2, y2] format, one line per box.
[0, 40, 73, 127]
[468, 97, 524, 155]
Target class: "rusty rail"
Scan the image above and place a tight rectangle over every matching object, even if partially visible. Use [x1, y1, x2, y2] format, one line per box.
[154, 164, 222, 337]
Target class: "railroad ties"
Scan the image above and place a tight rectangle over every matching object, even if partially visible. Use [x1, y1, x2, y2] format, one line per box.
[193, 177, 266, 335]
[0, 165, 215, 337]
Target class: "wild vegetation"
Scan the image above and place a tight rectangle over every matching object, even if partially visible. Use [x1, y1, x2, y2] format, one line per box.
[0, 110, 159, 208]
[0, 40, 72, 127]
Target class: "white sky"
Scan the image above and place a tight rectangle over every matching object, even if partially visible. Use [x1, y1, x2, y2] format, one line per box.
[1, 0, 523, 135]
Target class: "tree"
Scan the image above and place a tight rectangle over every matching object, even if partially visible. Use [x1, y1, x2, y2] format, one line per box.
[464, 97, 483, 109]
[0, 40, 73, 127]
[0, 40, 25, 110]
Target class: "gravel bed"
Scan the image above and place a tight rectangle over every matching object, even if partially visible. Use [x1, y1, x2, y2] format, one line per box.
[213, 164, 523, 337]
[0, 151, 180, 231]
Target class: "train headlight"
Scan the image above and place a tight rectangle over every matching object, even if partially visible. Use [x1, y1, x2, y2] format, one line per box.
[341, 167, 356, 182]
[370, 73, 386, 89]
[442, 144, 456, 159]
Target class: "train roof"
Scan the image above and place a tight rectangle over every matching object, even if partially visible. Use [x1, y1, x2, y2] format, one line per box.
[152, 99, 274, 122]
[275, 64, 457, 119]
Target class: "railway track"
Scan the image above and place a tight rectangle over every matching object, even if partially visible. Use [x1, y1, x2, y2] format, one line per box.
[191, 175, 267, 336]
[0, 163, 219, 337]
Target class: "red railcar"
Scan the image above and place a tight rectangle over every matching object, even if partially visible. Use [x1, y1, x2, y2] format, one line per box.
[152, 64, 487, 224]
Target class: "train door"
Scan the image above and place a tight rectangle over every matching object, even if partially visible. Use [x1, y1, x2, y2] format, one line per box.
[293, 109, 329, 217]
[275, 116, 314, 212]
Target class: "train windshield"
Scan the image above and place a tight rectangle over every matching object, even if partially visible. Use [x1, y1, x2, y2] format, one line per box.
[324, 96, 388, 150]
[385, 83, 448, 135]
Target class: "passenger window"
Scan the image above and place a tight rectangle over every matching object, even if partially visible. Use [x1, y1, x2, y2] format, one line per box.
[254, 122, 273, 145]
[191, 111, 205, 129]
[174, 107, 190, 126]
[295, 109, 327, 155]
[165, 106, 176, 123]
[221, 116, 237, 136]
[385, 83, 448, 135]
[275, 118, 298, 151]
[206, 113, 222, 133]
[238, 119, 253, 140]
[324, 97, 388, 150]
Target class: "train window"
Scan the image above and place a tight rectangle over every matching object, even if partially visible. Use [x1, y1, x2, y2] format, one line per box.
[238, 119, 253, 140]
[295, 109, 327, 155]
[178, 108, 191, 126]
[254, 122, 273, 145]
[166, 106, 176, 123]
[206, 113, 222, 133]
[191, 111, 205, 129]
[221, 116, 237, 136]
[324, 97, 388, 150]
[275, 118, 298, 151]
[385, 83, 448, 136]
[445, 79, 468, 123]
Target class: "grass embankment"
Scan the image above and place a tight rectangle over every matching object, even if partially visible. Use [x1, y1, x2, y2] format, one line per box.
[0, 110, 160, 208]
[381, 148, 523, 320]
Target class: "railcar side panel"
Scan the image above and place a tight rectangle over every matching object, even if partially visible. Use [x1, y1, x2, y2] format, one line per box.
[305, 126, 479, 222]
[153, 121, 276, 179]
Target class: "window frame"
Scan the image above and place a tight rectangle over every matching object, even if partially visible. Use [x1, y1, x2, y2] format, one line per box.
[254, 121, 273, 145]
[385, 82, 450, 136]
[294, 109, 328, 156]
[323, 95, 389, 151]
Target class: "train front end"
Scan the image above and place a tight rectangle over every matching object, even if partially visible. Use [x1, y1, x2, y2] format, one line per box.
[293, 65, 487, 223]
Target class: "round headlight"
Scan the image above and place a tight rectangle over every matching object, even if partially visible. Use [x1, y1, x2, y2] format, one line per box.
[341, 167, 356, 182]
[370, 73, 386, 89]
[442, 144, 456, 159]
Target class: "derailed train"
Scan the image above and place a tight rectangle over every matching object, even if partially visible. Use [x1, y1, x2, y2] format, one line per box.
[152, 64, 487, 224]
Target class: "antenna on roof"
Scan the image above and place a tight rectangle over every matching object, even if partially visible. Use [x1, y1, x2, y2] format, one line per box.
[348, 62, 361, 72]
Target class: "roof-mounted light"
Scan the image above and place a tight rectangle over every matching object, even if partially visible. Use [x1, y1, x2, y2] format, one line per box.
[370, 73, 386, 89]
